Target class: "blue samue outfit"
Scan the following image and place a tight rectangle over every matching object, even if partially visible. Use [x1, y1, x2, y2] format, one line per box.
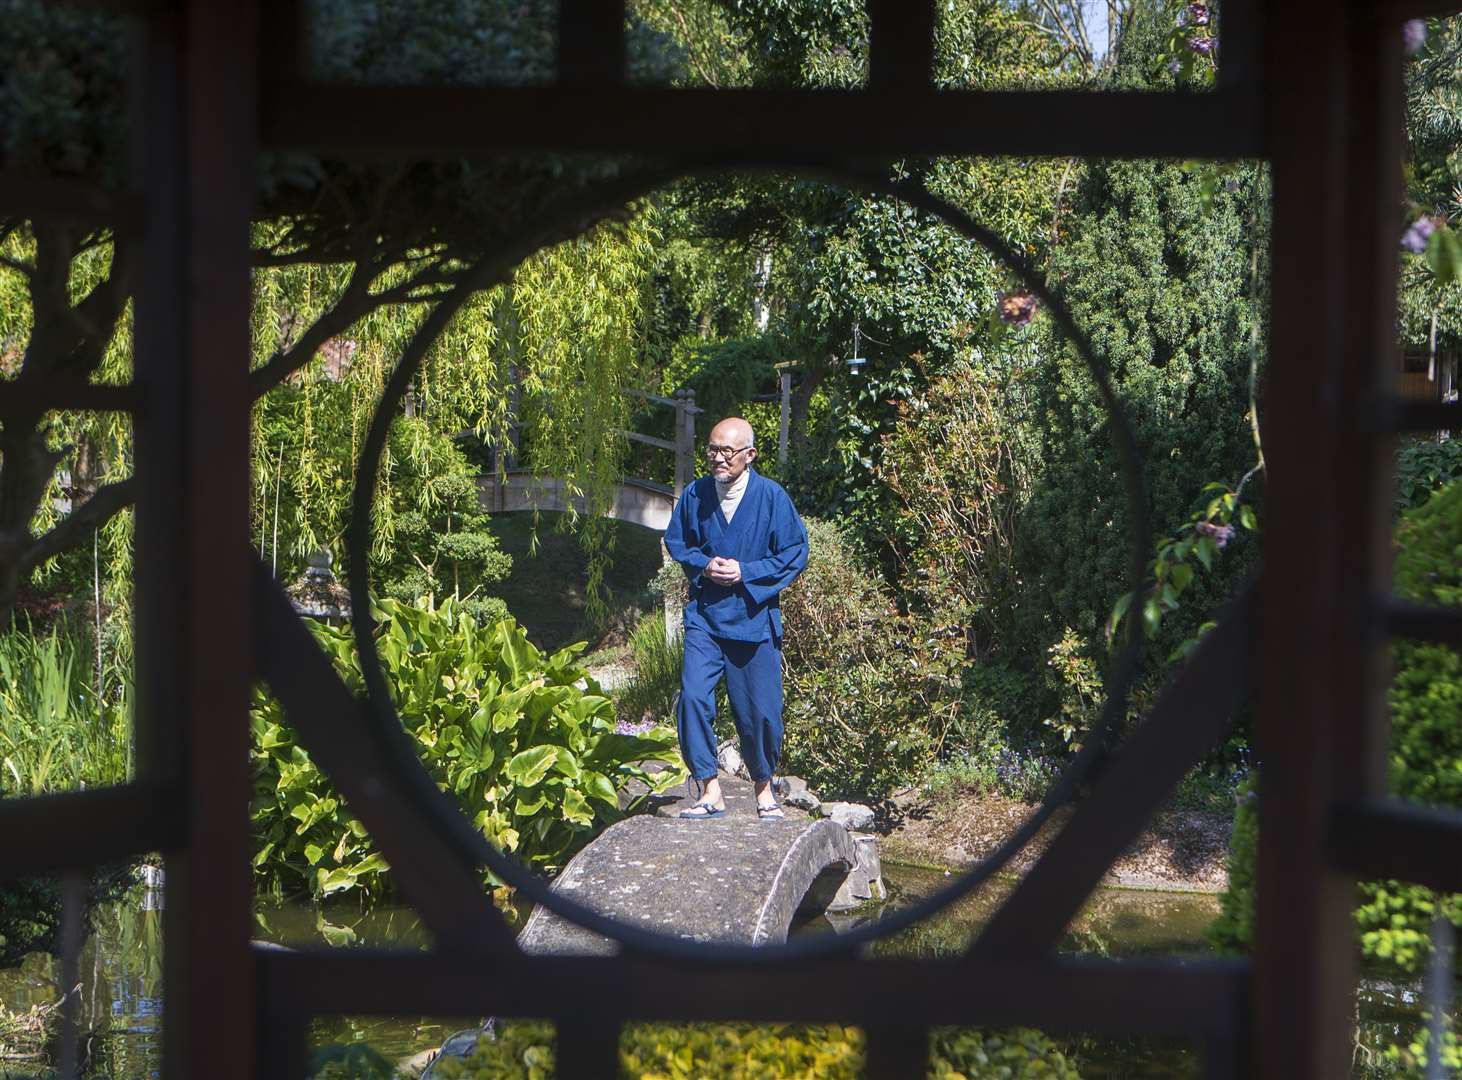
[663, 468, 809, 783]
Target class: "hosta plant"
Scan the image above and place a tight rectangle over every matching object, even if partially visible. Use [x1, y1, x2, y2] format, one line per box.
[251, 598, 685, 901]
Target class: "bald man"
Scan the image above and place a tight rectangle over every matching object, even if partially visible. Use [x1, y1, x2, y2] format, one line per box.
[663, 417, 809, 819]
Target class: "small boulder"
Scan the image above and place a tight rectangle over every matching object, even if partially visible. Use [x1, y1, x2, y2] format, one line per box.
[778, 775, 821, 812]
[717, 740, 747, 779]
[822, 801, 875, 831]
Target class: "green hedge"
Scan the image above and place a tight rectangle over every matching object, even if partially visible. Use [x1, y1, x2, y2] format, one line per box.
[1213, 480, 1462, 972]
[428, 1020, 1081, 1079]
[1211, 479, 1462, 1075]
[250, 599, 685, 901]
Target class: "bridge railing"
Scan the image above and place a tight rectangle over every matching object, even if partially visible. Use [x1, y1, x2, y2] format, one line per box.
[616, 386, 703, 499]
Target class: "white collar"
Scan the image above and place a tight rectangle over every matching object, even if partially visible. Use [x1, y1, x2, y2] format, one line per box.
[714, 468, 751, 498]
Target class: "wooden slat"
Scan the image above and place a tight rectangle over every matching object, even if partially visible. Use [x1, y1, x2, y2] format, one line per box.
[0, 172, 143, 228]
[1385, 599, 1462, 646]
[864, 1025, 930, 1080]
[867, 0, 936, 91]
[622, 386, 704, 412]
[160, 2, 263, 1075]
[1329, 800, 1462, 894]
[256, 948, 1251, 1038]
[0, 380, 141, 418]
[1217, 0, 1259, 89]
[0, 783, 184, 877]
[1363, 0, 1462, 21]
[1253, 3, 1376, 1075]
[1391, 400, 1460, 433]
[969, 585, 1252, 960]
[555, 1019, 622, 1077]
[558, 0, 625, 85]
[260, 84, 1264, 159]
[615, 428, 676, 451]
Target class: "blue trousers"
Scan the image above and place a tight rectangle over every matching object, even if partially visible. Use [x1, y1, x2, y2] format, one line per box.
[677, 626, 784, 783]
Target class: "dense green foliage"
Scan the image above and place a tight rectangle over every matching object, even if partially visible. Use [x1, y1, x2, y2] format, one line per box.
[1017, 156, 1264, 674]
[778, 518, 964, 798]
[1396, 437, 1462, 514]
[250, 599, 685, 900]
[1211, 481, 1462, 1079]
[1353, 479, 1462, 977]
[430, 1019, 1080, 1079]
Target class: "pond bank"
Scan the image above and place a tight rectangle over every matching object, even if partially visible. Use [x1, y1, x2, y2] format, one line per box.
[879, 789, 1233, 894]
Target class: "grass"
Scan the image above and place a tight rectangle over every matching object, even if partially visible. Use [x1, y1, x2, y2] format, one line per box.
[614, 613, 684, 727]
[0, 623, 130, 796]
[481, 512, 666, 653]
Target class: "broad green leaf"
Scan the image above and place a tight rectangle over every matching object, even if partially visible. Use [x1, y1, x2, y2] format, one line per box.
[580, 768, 619, 806]
[1194, 538, 1215, 571]
[1169, 563, 1194, 593]
[561, 787, 593, 825]
[505, 745, 559, 787]
[316, 866, 357, 896]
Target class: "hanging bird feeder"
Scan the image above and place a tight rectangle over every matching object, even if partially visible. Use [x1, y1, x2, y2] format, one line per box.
[845, 319, 868, 375]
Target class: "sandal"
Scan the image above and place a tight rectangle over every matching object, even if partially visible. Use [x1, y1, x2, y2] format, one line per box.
[756, 802, 785, 820]
[679, 801, 726, 819]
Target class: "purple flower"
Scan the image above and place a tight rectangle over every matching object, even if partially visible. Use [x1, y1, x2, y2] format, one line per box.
[997, 291, 1038, 327]
[614, 716, 657, 736]
[1186, 3, 1211, 27]
[1195, 521, 1236, 549]
[1168, 58, 1182, 77]
[1401, 215, 1439, 254]
[1187, 35, 1217, 56]
[1404, 19, 1427, 56]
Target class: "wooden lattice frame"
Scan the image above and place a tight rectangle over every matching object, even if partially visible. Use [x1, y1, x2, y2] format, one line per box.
[2, 2, 1460, 1077]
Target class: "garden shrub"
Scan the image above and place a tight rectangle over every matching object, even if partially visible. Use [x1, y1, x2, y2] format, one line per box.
[250, 598, 686, 901]
[1211, 479, 1462, 975]
[430, 1019, 1081, 1079]
[878, 356, 1025, 653]
[1395, 437, 1462, 515]
[778, 518, 964, 799]
[1354, 477, 1462, 976]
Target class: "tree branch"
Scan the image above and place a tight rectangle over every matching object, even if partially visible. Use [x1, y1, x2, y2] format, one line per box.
[19, 477, 137, 578]
[247, 261, 377, 398]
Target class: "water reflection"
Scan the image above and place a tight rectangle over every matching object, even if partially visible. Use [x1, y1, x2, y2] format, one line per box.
[0, 867, 1454, 1078]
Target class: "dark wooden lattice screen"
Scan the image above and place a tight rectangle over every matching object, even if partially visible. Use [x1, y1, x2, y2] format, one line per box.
[3, 1, 1462, 1077]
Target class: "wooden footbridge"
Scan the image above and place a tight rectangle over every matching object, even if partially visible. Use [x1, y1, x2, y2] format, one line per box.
[476, 386, 701, 533]
[475, 377, 800, 532]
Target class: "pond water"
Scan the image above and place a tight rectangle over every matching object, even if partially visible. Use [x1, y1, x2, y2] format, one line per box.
[0, 865, 1449, 1078]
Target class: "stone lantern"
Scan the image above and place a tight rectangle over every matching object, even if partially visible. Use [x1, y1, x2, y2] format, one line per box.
[287, 549, 352, 624]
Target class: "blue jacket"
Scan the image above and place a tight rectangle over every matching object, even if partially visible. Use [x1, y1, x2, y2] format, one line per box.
[663, 469, 809, 643]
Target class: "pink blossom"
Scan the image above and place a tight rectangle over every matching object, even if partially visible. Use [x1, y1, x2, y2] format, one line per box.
[1404, 19, 1427, 56]
[1195, 521, 1235, 549]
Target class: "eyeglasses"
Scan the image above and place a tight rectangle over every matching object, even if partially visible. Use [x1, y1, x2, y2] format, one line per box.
[705, 444, 752, 461]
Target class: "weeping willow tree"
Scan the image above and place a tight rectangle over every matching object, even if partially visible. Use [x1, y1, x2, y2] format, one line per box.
[2, 207, 660, 629]
[0, 0, 691, 628]
[244, 211, 659, 621]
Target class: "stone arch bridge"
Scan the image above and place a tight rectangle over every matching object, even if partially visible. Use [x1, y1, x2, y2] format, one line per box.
[519, 788, 879, 955]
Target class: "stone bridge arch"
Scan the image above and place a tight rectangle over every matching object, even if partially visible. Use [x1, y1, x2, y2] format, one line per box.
[518, 815, 859, 955]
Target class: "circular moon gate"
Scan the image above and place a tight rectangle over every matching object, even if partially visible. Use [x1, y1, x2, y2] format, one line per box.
[340, 160, 1153, 961]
